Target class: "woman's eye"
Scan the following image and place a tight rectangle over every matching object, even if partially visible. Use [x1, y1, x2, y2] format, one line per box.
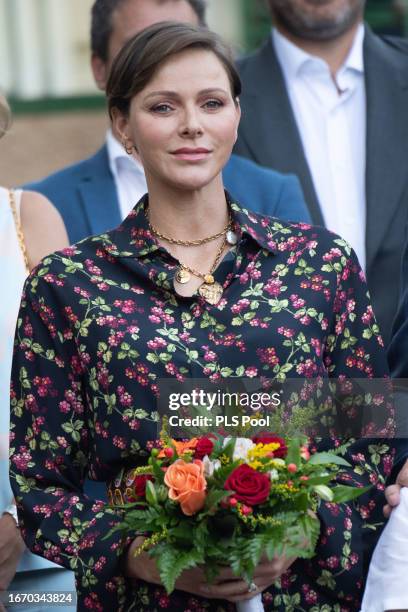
[203, 99, 223, 110]
[151, 103, 173, 113]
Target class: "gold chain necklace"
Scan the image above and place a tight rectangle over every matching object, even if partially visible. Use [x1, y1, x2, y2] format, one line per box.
[174, 235, 227, 305]
[148, 214, 232, 247]
[145, 207, 237, 305]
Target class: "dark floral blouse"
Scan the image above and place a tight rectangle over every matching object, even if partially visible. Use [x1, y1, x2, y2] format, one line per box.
[10, 195, 394, 612]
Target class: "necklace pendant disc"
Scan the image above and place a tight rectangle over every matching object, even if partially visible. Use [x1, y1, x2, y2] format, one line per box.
[198, 281, 223, 305]
[175, 267, 191, 284]
[226, 230, 238, 245]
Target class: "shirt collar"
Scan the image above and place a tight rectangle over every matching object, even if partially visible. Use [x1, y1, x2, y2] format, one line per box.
[105, 128, 145, 177]
[272, 22, 365, 79]
[102, 193, 277, 259]
[345, 23, 364, 74]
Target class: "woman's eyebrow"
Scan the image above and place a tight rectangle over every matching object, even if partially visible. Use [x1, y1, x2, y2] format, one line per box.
[143, 87, 228, 101]
[197, 88, 228, 95]
[143, 90, 179, 100]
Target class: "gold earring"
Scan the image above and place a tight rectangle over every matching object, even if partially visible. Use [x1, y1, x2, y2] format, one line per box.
[122, 137, 134, 155]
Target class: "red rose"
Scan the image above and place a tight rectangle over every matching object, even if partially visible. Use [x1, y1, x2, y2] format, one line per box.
[133, 474, 152, 498]
[225, 464, 270, 506]
[252, 433, 288, 458]
[195, 436, 214, 460]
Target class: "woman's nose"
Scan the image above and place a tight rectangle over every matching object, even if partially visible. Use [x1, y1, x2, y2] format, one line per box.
[179, 108, 203, 138]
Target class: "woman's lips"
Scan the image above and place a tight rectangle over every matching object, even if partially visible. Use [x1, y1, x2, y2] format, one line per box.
[171, 148, 211, 161]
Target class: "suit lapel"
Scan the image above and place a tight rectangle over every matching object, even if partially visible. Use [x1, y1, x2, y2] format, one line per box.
[364, 28, 408, 270]
[238, 37, 324, 225]
[77, 145, 121, 236]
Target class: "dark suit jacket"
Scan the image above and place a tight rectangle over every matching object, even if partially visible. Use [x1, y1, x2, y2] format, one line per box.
[389, 244, 408, 379]
[235, 26, 408, 346]
[26, 147, 310, 245]
[388, 244, 408, 467]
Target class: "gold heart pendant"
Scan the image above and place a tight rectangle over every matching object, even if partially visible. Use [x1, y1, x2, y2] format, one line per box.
[198, 281, 223, 305]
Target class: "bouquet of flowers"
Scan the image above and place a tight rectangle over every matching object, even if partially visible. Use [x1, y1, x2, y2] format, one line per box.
[107, 428, 369, 611]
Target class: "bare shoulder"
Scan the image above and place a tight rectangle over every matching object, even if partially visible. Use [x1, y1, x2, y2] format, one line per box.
[20, 190, 69, 270]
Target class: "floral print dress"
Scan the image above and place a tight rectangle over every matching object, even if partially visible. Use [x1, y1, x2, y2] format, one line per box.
[10, 195, 394, 612]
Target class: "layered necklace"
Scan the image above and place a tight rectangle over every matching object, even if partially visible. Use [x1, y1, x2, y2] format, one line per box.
[147, 211, 238, 305]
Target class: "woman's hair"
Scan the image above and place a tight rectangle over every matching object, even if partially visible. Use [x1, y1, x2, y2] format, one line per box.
[0, 94, 11, 139]
[106, 21, 241, 118]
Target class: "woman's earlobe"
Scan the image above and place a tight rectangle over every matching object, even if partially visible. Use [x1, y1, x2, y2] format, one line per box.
[112, 110, 129, 144]
[122, 137, 135, 155]
[120, 133, 139, 155]
[111, 113, 138, 156]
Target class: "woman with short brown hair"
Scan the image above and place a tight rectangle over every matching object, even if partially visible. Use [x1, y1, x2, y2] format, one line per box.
[10, 24, 394, 611]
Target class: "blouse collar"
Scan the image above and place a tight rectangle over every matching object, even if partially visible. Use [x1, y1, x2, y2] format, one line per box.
[98, 192, 277, 259]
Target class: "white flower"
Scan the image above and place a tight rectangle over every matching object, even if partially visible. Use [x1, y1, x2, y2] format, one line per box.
[224, 437, 255, 461]
[268, 469, 279, 481]
[202, 455, 221, 477]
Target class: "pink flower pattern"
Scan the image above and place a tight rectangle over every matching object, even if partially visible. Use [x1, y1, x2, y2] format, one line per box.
[10, 196, 394, 611]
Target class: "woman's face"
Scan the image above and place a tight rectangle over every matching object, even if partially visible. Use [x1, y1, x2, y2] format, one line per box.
[114, 48, 241, 192]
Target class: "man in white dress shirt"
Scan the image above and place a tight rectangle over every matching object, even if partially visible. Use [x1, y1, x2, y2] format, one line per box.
[235, 0, 408, 347]
[272, 14, 366, 270]
[236, 3, 408, 609]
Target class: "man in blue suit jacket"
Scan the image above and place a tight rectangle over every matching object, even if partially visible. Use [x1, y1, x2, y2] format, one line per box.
[26, 0, 310, 245]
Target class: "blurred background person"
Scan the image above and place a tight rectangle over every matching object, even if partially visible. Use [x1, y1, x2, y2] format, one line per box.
[234, 0, 408, 347]
[367, 214, 408, 612]
[25, 0, 310, 245]
[0, 94, 74, 610]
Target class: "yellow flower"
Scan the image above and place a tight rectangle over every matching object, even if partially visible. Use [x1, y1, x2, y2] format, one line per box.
[247, 443, 283, 469]
[219, 453, 231, 465]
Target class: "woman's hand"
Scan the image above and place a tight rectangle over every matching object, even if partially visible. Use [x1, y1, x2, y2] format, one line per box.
[125, 536, 295, 602]
[125, 536, 222, 597]
[200, 555, 296, 603]
[125, 537, 160, 583]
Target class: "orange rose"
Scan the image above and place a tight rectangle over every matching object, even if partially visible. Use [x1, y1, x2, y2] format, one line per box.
[164, 459, 207, 515]
[158, 438, 198, 458]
